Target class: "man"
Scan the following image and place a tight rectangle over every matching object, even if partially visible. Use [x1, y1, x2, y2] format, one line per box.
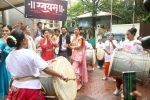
[22, 25, 36, 52]
[58, 27, 72, 59]
[34, 22, 43, 55]
[35, 22, 43, 38]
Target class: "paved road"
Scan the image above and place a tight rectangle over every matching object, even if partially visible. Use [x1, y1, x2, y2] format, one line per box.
[77, 67, 150, 100]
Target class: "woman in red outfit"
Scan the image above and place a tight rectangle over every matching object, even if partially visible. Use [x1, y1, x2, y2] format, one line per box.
[40, 29, 56, 61]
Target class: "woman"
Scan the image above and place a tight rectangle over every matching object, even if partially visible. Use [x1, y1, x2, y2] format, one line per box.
[51, 29, 60, 55]
[113, 27, 143, 96]
[39, 29, 56, 61]
[51, 29, 60, 43]
[0, 25, 12, 99]
[70, 27, 88, 90]
[102, 33, 117, 80]
[96, 39, 105, 69]
[6, 29, 67, 100]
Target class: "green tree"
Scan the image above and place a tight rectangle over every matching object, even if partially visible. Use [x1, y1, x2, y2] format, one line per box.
[66, 0, 85, 29]
[68, 1, 85, 18]
[134, 0, 150, 23]
[80, 0, 101, 36]
[66, 0, 150, 31]
[99, 0, 150, 23]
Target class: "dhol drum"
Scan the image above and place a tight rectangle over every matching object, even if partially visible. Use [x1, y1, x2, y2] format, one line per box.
[109, 50, 150, 83]
[96, 48, 105, 60]
[86, 48, 96, 64]
[39, 56, 77, 100]
[86, 48, 93, 64]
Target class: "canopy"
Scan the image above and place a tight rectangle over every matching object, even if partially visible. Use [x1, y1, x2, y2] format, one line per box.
[0, 0, 24, 11]
[77, 11, 121, 19]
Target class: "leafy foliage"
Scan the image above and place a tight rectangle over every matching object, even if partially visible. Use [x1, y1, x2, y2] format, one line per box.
[66, 0, 150, 29]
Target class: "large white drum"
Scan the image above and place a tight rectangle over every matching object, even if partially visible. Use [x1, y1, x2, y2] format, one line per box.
[39, 56, 77, 100]
[86, 48, 96, 64]
[86, 49, 93, 64]
[109, 50, 150, 83]
[96, 49, 105, 60]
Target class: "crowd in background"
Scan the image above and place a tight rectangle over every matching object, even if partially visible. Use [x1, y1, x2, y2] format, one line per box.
[0, 21, 144, 99]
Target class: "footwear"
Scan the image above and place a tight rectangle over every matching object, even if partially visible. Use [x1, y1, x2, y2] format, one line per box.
[112, 79, 116, 82]
[111, 78, 116, 82]
[113, 88, 122, 96]
[101, 77, 107, 80]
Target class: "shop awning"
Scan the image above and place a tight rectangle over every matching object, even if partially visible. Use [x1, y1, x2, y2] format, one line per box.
[0, 0, 24, 11]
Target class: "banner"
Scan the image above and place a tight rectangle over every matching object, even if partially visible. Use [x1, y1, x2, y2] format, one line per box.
[25, 0, 68, 21]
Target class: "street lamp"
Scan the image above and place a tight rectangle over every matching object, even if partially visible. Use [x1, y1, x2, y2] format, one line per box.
[132, 0, 135, 27]
[110, 0, 113, 33]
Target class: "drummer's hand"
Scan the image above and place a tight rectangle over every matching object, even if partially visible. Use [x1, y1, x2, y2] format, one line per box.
[121, 91, 142, 100]
[130, 91, 142, 97]
[61, 74, 68, 82]
[121, 92, 124, 100]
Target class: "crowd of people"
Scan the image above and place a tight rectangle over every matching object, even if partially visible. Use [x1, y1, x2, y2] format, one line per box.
[0, 21, 145, 99]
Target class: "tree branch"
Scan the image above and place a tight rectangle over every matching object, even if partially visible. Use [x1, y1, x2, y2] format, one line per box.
[81, 0, 90, 7]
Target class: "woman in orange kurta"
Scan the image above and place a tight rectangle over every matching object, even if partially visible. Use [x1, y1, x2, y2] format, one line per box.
[40, 29, 56, 61]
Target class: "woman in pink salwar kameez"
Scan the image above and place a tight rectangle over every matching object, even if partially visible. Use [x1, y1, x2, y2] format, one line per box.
[69, 27, 88, 90]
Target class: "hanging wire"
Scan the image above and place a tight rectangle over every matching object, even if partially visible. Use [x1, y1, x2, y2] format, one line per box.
[110, 0, 113, 33]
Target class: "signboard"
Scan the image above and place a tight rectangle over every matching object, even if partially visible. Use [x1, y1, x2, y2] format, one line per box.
[25, 0, 68, 21]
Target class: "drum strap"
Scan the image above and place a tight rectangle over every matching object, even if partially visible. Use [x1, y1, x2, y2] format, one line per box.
[12, 76, 54, 97]
[12, 76, 39, 82]
[9, 76, 39, 88]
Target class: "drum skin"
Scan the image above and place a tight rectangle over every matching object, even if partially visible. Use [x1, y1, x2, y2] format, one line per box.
[109, 50, 150, 83]
[144, 0, 150, 12]
[39, 75, 56, 97]
[40, 56, 77, 100]
[141, 36, 150, 49]
[86, 49, 93, 63]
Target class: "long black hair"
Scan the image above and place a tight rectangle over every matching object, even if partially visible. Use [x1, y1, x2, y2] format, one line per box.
[7, 30, 25, 48]
[2, 25, 12, 31]
[128, 27, 137, 36]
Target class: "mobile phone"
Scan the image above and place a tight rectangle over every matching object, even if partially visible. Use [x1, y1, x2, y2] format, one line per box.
[123, 71, 136, 100]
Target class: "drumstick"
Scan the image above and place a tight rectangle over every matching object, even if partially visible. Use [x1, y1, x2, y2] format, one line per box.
[59, 78, 76, 81]
[45, 96, 56, 98]
[68, 78, 76, 80]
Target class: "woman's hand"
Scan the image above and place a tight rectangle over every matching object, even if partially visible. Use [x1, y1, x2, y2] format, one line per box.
[61, 74, 68, 82]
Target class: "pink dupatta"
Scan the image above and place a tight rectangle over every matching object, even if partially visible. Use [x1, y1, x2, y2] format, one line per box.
[80, 37, 88, 84]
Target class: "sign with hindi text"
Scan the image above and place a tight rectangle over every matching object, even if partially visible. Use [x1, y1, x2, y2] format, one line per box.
[25, 0, 68, 21]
